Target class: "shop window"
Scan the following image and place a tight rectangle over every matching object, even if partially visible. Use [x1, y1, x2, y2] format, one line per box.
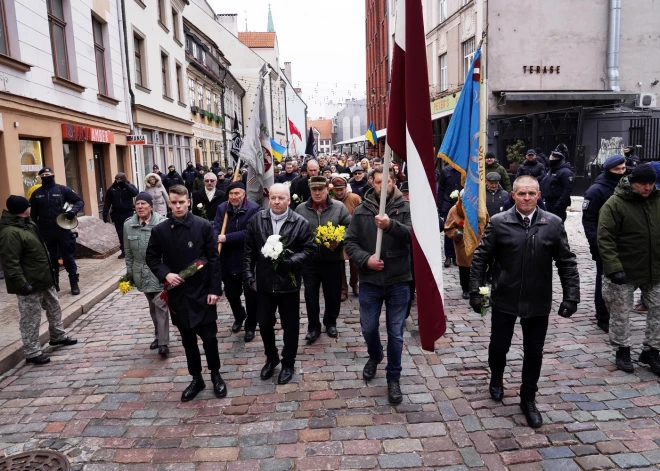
[63, 142, 82, 196]
[92, 17, 107, 95]
[20, 139, 44, 198]
[143, 146, 154, 176]
[116, 146, 125, 174]
[48, 0, 70, 79]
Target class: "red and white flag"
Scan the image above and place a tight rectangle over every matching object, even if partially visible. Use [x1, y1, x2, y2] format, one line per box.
[288, 119, 302, 141]
[387, 0, 446, 351]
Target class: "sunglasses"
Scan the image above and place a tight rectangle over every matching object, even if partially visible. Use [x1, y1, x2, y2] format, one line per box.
[204, 179, 216, 182]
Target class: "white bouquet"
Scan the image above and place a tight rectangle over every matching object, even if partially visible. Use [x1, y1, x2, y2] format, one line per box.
[261, 235, 297, 286]
[450, 190, 460, 200]
[283, 181, 292, 188]
[292, 194, 301, 203]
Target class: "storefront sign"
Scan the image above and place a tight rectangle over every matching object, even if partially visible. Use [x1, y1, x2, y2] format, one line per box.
[126, 134, 147, 145]
[523, 65, 560, 74]
[431, 92, 461, 116]
[61, 123, 114, 143]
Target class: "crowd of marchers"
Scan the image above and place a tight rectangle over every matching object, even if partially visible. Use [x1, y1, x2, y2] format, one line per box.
[1, 146, 659, 430]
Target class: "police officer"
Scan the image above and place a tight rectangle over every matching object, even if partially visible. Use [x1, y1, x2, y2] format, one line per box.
[540, 150, 574, 221]
[623, 146, 640, 175]
[581, 154, 626, 333]
[103, 173, 139, 259]
[29, 167, 84, 295]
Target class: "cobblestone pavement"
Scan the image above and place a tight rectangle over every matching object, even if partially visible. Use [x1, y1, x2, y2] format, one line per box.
[1, 212, 660, 470]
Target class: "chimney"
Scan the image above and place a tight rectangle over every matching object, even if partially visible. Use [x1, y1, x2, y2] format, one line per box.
[284, 62, 292, 83]
[216, 14, 239, 37]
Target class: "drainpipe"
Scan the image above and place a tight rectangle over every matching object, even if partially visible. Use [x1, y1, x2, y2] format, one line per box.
[607, 0, 621, 91]
[119, 0, 138, 186]
[282, 79, 289, 159]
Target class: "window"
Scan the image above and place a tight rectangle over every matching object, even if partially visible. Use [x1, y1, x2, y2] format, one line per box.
[188, 77, 195, 107]
[0, 0, 9, 56]
[63, 142, 82, 196]
[197, 82, 203, 108]
[439, 54, 448, 91]
[439, 0, 447, 22]
[206, 89, 211, 112]
[92, 17, 107, 95]
[134, 35, 144, 86]
[191, 41, 197, 58]
[213, 93, 219, 115]
[48, 0, 69, 79]
[161, 52, 169, 97]
[172, 9, 179, 42]
[157, 0, 165, 25]
[200, 48, 206, 65]
[463, 37, 475, 80]
[176, 63, 183, 102]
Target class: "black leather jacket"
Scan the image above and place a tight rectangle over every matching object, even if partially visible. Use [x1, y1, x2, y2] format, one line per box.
[30, 182, 84, 231]
[243, 209, 316, 293]
[470, 207, 580, 318]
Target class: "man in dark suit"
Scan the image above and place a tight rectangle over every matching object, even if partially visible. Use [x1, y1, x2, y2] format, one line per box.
[192, 172, 227, 221]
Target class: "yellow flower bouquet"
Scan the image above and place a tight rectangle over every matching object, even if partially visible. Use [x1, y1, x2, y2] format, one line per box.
[118, 275, 135, 295]
[315, 222, 346, 249]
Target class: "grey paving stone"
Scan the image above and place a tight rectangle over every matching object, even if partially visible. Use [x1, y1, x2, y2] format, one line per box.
[610, 453, 651, 468]
[377, 453, 423, 469]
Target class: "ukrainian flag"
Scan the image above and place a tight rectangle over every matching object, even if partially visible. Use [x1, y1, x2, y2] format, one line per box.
[270, 138, 286, 162]
[365, 122, 377, 146]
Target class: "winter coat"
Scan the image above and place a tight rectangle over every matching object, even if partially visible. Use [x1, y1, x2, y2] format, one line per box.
[485, 162, 511, 192]
[244, 209, 316, 293]
[146, 211, 222, 329]
[103, 180, 139, 220]
[444, 200, 486, 267]
[597, 177, 660, 286]
[181, 166, 198, 190]
[581, 171, 620, 259]
[295, 197, 352, 263]
[278, 171, 299, 183]
[541, 161, 574, 219]
[124, 211, 166, 293]
[345, 187, 412, 287]
[292, 176, 313, 204]
[0, 211, 56, 294]
[335, 193, 362, 215]
[515, 159, 546, 184]
[349, 178, 369, 198]
[30, 182, 84, 232]
[192, 188, 227, 221]
[154, 171, 166, 182]
[470, 207, 580, 318]
[144, 173, 169, 216]
[486, 185, 509, 217]
[162, 170, 184, 191]
[213, 198, 261, 276]
[436, 166, 463, 216]
[192, 175, 206, 193]
[216, 178, 230, 193]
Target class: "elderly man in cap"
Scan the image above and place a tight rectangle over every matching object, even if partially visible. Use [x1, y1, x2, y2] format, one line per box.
[124, 192, 170, 356]
[0, 196, 77, 365]
[296, 176, 351, 342]
[192, 172, 226, 221]
[582, 154, 627, 332]
[515, 149, 546, 184]
[332, 176, 362, 299]
[485, 172, 509, 217]
[216, 170, 230, 193]
[598, 163, 660, 375]
[103, 172, 139, 259]
[30, 167, 84, 294]
[213, 181, 261, 342]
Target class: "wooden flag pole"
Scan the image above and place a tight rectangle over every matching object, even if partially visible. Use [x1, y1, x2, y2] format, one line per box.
[374, 143, 392, 260]
[217, 160, 242, 253]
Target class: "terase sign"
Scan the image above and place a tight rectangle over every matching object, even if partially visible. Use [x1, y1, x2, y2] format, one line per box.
[61, 123, 115, 144]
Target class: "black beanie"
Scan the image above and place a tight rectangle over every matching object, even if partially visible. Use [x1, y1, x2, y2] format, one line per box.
[226, 181, 246, 192]
[629, 163, 657, 184]
[6, 195, 30, 215]
[135, 192, 153, 206]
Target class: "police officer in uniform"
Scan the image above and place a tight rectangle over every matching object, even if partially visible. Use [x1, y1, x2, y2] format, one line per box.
[540, 150, 574, 222]
[29, 167, 84, 295]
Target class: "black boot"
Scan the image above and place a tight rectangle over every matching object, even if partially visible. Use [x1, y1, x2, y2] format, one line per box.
[70, 282, 80, 296]
[616, 347, 634, 373]
[520, 400, 543, 428]
[181, 374, 205, 402]
[387, 379, 403, 404]
[363, 353, 384, 381]
[210, 371, 227, 398]
[644, 348, 660, 375]
[489, 376, 504, 402]
[443, 258, 451, 268]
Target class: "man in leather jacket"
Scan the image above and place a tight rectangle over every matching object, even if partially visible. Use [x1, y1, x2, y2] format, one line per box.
[244, 183, 316, 385]
[515, 149, 546, 184]
[470, 175, 580, 429]
[103, 173, 139, 259]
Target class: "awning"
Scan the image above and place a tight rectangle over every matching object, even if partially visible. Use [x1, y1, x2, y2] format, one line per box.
[496, 91, 638, 102]
[431, 108, 455, 121]
[335, 128, 386, 146]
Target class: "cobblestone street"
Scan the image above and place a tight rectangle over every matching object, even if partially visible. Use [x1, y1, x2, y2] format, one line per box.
[1, 212, 659, 470]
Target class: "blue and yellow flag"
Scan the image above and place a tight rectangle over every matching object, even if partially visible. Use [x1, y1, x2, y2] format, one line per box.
[438, 47, 487, 256]
[270, 138, 286, 162]
[365, 122, 377, 146]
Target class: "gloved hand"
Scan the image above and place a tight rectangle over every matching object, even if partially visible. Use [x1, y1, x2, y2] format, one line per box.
[20, 283, 34, 295]
[469, 294, 483, 314]
[102, 214, 108, 223]
[65, 210, 76, 219]
[589, 245, 599, 260]
[558, 300, 578, 318]
[608, 271, 627, 285]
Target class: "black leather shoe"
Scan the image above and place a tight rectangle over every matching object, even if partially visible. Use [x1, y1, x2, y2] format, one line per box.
[261, 358, 280, 380]
[278, 366, 294, 385]
[70, 283, 80, 296]
[181, 375, 205, 402]
[597, 320, 609, 333]
[118, 253, 125, 259]
[362, 353, 384, 381]
[26, 354, 50, 365]
[150, 339, 159, 350]
[231, 318, 244, 333]
[158, 345, 169, 357]
[305, 329, 320, 344]
[387, 379, 403, 404]
[326, 326, 338, 338]
[244, 330, 255, 343]
[520, 400, 543, 428]
[489, 378, 504, 402]
[49, 337, 77, 346]
[443, 258, 451, 268]
[210, 371, 227, 398]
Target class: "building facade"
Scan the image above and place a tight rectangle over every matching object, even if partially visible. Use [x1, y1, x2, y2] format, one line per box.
[333, 99, 368, 144]
[308, 119, 333, 156]
[365, 0, 389, 155]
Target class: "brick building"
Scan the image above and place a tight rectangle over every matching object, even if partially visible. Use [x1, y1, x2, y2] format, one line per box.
[365, 0, 389, 156]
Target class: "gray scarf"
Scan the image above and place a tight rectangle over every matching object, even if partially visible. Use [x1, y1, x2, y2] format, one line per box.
[269, 208, 289, 235]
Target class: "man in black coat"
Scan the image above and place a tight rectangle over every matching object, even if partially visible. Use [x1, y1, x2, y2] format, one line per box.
[163, 165, 184, 191]
[192, 172, 227, 221]
[244, 183, 316, 385]
[291, 159, 320, 205]
[470, 175, 580, 429]
[181, 161, 197, 194]
[146, 184, 225, 402]
[103, 173, 139, 259]
[437, 165, 463, 267]
[515, 149, 546, 184]
[152, 165, 166, 182]
[581, 154, 626, 332]
[540, 150, 574, 221]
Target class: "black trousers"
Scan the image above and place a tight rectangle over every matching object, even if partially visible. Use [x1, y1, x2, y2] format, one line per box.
[458, 266, 470, 293]
[594, 258, 610, 321]
[43, 230, 78, 284]
[257, 291, 300, 367]
[440, 212, 456, 259]
[303, 261, 343, 331]
[223, 272, 257, 331]
[113, 211, 133, 254]
[177, 322, 221, 376]
[488, 310, 549, 402]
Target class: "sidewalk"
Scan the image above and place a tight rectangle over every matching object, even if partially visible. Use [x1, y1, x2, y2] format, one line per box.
[0, 256, 126, 374]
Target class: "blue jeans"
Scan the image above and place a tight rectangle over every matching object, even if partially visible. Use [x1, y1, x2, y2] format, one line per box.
[359, 281, 410, 381]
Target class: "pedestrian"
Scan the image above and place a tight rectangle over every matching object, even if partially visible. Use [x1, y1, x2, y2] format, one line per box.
[485, 172, 509, 217]
[296, 176, 352, 343]
[103, 173, 139, 259]
[0, 196, 77, 365]
[192, 172, 227, 221]
[345, 167, 412, 404]
[211, 161, 221, 176]
[152, 164, 166, 182]
[540, 150, 574, 221]
[144, 172, 169, 217]
[181, 161, 197, 194]
[124, 192, 170, 356]
[349, 167, 369, 197]
[485, 152, 511, 191]
[163, 165, 184, 192]
[623, 146, 640, 174]
[29, 167, 84, 295]
[515, 149, 546, 185]
[332, 176, 362, 299]
[243, 183, 316, 384]
[598, 163, 660, 375]
[437, 165, 463, 267]
[213, 182, 261, 342]
[470, 175, 579, 428]
[322, 166, 332, 180]
[216, 171, 230, 193]
[146, 185, 226, 402]
[581, 154, 626, 332]
[192, 166, 208, 193]
[292, 159, 320, 205]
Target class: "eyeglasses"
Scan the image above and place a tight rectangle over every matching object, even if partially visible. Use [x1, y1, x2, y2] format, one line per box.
[204, 179, 216, 183]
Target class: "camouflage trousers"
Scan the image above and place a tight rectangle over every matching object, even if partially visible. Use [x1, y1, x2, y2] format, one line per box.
[17, 287, 67, 359]
[602, 278, 660, 350]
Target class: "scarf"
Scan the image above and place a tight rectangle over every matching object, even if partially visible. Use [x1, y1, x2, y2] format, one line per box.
[269, 208, 289, 235]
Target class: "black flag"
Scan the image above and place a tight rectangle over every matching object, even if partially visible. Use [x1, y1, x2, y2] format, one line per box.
[230, 112, 242, 165]
[305, 127, 318, 157]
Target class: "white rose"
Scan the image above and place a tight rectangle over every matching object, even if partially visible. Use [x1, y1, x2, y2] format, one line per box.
[479, 286, 490, 296]
[450, 190, 459, 199]
[197, 203, 203, 209]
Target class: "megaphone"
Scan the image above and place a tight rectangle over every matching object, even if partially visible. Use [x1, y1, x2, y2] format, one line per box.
[56, 202, 78, 230]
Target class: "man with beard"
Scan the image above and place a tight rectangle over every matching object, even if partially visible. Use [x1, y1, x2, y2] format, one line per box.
[146, 185, 225, 402]
[192, 172, 227, 221]
[332, 176, 362, 299]
[541, 150, 574, 221]
[515, 149, 546, 185]
[181, 161, 197, 194]
[581, 154, 626, 332]
[163, 165, 184, 192]
[103, 173, 139, 259]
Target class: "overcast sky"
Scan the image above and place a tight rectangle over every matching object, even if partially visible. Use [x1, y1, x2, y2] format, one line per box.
[208, 0, 367, 119]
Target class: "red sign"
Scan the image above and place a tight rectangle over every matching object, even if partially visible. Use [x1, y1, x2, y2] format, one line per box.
[61, 123, 115, 143]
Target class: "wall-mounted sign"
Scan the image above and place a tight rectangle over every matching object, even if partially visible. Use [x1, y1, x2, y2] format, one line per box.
[61, 123, 114, 143]
[523, 65, 560, 74]
[126, 134, 147, 145]
[431, 91, 461, 117]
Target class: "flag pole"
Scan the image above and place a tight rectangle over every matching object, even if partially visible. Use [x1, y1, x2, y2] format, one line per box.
[218, 158, 243, 253]
[374, 143, 392, 260]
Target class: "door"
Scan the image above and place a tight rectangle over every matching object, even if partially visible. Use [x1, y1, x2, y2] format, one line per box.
[93, 145, 107, 214]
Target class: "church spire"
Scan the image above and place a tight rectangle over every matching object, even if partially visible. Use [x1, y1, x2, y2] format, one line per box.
[267, 3, 274, 32]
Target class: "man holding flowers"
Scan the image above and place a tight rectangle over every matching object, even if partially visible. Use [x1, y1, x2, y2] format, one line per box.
[295, 176, 351, 343]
